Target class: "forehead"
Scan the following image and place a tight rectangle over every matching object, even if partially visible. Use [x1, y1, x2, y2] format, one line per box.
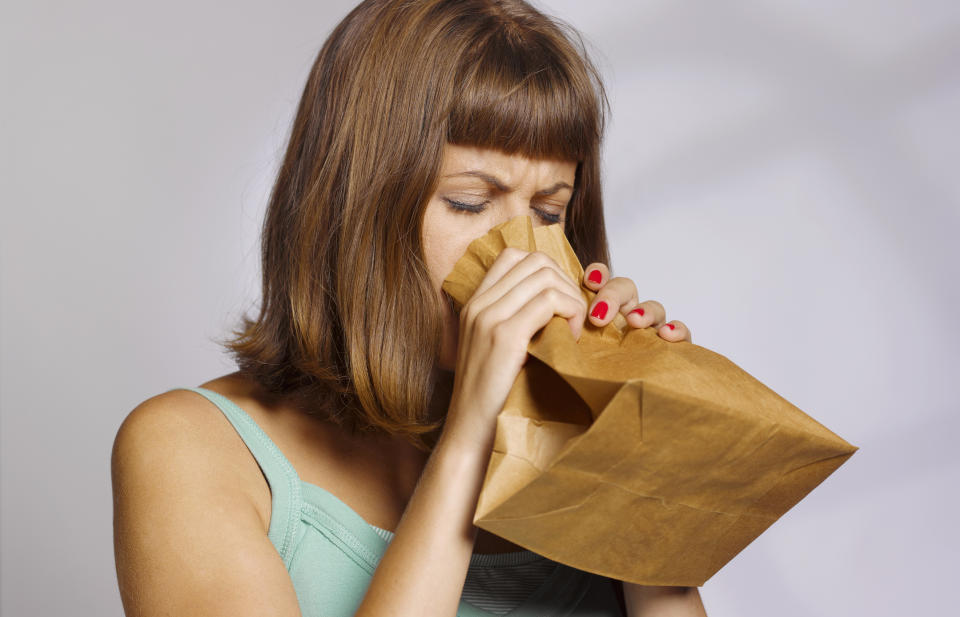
[439, 143, 577, 184]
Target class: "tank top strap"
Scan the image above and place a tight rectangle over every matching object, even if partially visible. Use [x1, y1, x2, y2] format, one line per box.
[174, 386, 302, 566]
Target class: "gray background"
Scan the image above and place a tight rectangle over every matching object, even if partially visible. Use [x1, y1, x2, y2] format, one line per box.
[2, 0, 958, 615]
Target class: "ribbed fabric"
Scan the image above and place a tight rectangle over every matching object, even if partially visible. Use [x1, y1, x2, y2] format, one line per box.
[462, 558, 559, 615]
[174, 386, 625, 617]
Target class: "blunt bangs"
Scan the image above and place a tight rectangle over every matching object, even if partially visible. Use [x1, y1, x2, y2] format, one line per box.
[445, 24, 605, 163]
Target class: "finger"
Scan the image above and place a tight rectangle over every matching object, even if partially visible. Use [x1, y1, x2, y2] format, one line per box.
[474, 267, 587, 340]
[657, 319, 692, 343]
[472, 247, 531, 299]
[623, 300, 666, 329]
[587, 276, 639, 326]
[582, 262, 610, 290]
[472, 251, 580, 315]
[502, 285, 589, 343]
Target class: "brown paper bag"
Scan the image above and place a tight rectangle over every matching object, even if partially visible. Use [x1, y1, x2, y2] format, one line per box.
[441, 214, 857, 586]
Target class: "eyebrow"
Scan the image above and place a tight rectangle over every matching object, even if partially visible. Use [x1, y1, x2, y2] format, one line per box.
[443, 170, 573, 196]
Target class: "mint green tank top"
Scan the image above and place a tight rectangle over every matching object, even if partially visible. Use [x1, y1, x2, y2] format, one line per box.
[177, 387, 625, 617]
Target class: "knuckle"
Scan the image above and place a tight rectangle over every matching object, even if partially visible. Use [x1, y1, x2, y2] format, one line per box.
[534, 265, 563, 286]
[497, 247, 526, 264]
[533, 265, 553, 280]
[490, 320, 514, 345]
[473, 307, 494, 332]
[461, 301, 479, 324]
[593, 288, 611, 304]
[610, 275, 633, 291]
[541, 287, 562, 305]
[529, 251, 554, 268]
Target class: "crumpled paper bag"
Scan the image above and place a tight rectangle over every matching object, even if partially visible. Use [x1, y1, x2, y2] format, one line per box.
[441, 214, 857, 586]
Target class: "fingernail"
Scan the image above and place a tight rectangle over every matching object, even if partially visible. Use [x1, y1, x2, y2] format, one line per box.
[666, 323, 675, 330]
[630, 307, 645, 317]
[591, 301, 608, 320]
[588, 269, 602, 284]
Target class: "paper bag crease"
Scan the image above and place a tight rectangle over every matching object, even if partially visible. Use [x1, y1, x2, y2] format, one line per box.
[441, 215, 857, 586]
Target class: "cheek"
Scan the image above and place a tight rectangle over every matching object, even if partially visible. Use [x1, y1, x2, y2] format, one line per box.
[423, 202, 479, 291]
[424, 249, 459, 302]
[437, 248, 465, 291]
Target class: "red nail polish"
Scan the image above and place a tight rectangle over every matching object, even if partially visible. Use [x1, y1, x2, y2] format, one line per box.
[630, 307, 645, 317]
[667, 323, 675, 330]
[591, 301, 608, 320]
[588, 269, 602, 284]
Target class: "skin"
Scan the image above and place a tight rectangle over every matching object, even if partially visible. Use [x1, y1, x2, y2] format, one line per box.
[110, 141, 706, 617]
[423, 143, 692, 372]
[421, 143, 705, 617]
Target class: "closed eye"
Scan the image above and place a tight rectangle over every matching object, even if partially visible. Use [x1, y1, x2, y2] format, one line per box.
[444, 198, 563, 225]
[444, 198, 487, 213]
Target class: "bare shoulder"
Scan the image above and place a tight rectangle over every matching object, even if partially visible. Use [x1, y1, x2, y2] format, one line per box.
[113, 388, 246, 490]
[111, 385, 270, 529]
[111, 389, 214, 492]
[111, 386, 299, 616]
[113, 388, 221, 454]
[114, 387, 234, 449]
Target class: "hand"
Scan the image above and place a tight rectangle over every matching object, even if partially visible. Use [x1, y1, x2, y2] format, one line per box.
[582, 262, 692, 344]
[442, 248, 589, 453]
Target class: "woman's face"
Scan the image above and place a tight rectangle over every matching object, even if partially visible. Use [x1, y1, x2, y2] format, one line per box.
[422, 143, 578, 371]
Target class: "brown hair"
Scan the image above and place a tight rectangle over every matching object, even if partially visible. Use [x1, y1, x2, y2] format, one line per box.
[221, 0, 611, 453]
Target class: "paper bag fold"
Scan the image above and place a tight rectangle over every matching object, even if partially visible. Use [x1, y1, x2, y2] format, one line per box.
[441, 215, 857, 586]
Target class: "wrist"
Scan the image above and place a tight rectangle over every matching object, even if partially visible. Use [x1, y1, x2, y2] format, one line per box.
[436, 415, 495, 465]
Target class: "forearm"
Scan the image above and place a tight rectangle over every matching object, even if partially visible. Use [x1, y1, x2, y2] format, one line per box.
[624, 584, 708, 617]
[354, 430, 489, 617]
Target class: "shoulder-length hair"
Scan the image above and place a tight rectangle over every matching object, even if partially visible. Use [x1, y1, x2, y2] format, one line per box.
[222, 0, 611, 453]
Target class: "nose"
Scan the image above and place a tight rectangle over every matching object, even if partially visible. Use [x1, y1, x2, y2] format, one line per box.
[494, 196, 537, 228]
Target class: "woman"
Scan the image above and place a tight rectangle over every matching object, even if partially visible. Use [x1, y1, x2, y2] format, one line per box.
[112, 1, 707, 616]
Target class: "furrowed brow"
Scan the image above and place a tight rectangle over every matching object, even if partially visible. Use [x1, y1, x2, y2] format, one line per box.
[444, 171, 511, 192]
[535, 182, 574, 196]
[444, 171, 573, 196]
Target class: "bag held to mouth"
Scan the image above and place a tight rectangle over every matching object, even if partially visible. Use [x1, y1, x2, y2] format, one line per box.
[441, 214, 857, 586]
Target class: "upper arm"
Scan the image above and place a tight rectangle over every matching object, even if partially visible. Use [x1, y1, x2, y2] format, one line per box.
[622, 583, 708, 617]
[111, 390, 303, 617]
[612, 579, 628, 616]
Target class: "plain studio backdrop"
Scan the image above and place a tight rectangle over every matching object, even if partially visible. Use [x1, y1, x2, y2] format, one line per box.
[2, 1, 958, 615]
